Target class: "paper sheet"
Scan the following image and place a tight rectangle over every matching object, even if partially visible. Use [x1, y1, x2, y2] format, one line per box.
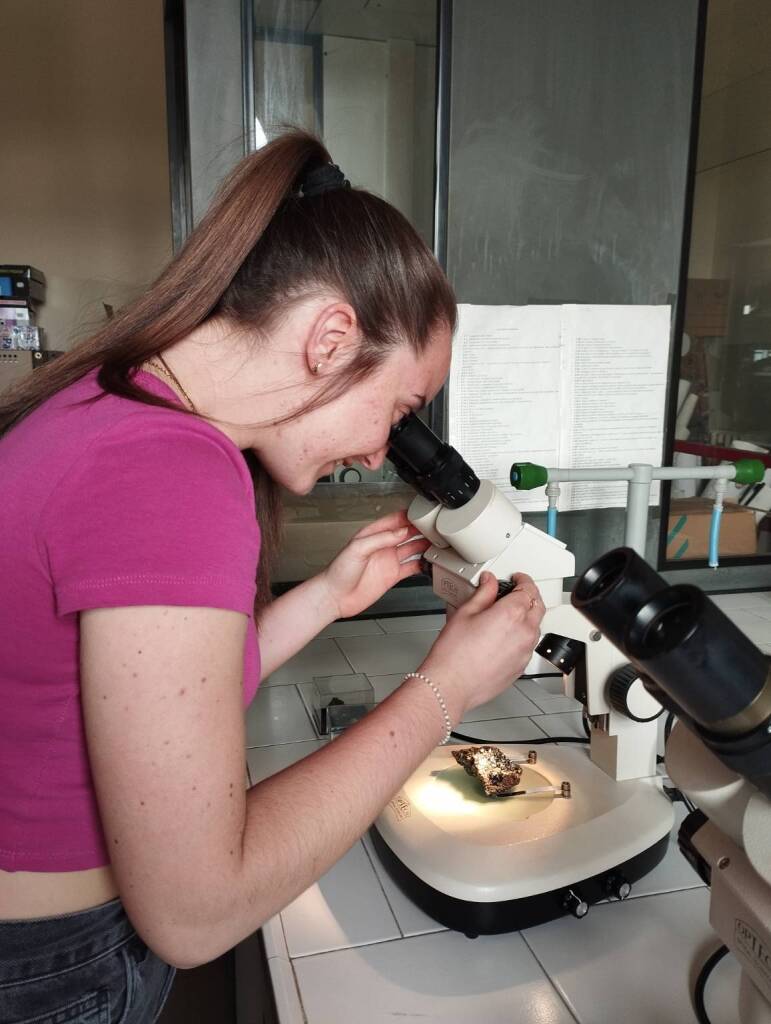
[449, 304, 672, 512]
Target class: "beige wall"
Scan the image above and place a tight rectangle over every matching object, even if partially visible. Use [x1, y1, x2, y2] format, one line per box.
[1, 0, 172, 350]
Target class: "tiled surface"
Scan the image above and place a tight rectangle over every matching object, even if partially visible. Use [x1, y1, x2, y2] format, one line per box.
[361, 832, 447, 939]
[531, 710, 586, 741]
[292, 930, 577, 1024]
[262, 638, 353, 685]
[336, 630, 439, 675]
[522, 888, 739, 1024]
[317, 618, 385, 638]
[279, 840, 400, 958]
[245, 599, 771, 1023]
[461, 683, 541, 723]
[245, 684, 317, 747]
[516, 676, 582, 714]
[246, 738, 326, 784]
[376, 612, 447, 633]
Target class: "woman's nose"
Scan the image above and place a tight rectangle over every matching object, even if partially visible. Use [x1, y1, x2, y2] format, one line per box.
[360, 446, 388, 471]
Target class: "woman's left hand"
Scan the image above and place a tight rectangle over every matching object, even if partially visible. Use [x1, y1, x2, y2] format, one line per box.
[320, 509, 431, 620]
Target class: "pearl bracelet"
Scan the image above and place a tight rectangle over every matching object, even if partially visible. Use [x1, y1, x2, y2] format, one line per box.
[403, 671, 453, 744]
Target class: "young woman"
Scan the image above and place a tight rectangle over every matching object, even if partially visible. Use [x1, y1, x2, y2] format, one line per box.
[0, 131, 544, 1023]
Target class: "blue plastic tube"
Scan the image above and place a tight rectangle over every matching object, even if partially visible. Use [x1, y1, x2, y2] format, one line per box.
[708, 504, 723, 568]
[546, 505, 558, 538]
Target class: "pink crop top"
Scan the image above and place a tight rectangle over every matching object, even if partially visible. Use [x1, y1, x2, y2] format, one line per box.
[0, 369, 261, 872]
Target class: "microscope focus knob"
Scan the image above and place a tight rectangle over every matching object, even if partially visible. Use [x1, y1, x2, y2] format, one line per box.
[562, 889, 589, 919]
[608, 664, 663, 723]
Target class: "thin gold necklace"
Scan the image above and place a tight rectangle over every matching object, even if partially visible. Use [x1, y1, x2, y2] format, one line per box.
[149, 354, 197, 413]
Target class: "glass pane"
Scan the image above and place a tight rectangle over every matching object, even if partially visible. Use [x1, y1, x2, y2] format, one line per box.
[667, 0, 771, 562]
[446, 0, 698, 573]
[252, 0, 438, 491]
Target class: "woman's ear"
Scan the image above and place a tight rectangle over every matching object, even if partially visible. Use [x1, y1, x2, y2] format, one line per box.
[305, 302, 360, 377]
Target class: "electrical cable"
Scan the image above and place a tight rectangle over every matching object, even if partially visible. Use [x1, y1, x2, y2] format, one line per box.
[451, 730, 589, 745]
[693, 945, 729, 1024]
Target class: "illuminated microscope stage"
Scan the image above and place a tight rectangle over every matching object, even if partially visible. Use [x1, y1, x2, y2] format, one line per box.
[371, 744, 674, 936]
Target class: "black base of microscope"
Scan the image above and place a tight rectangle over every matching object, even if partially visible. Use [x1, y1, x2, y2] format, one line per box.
[369, 826, 669, 938]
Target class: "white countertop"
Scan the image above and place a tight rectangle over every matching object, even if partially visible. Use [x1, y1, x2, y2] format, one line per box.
[244, 593, 771, 1024]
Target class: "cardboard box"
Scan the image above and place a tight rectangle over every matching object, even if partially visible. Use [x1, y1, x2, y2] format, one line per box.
[667, 498, 757, 560]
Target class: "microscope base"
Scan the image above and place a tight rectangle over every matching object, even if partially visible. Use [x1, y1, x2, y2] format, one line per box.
[371, 743, 674, 936]
[370, 825, 668, 936]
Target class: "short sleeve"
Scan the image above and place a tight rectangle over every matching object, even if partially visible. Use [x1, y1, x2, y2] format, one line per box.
[41, 412, 260, 617]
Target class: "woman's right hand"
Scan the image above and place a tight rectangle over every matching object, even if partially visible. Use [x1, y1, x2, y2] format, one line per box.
[420, 572, 545, 722]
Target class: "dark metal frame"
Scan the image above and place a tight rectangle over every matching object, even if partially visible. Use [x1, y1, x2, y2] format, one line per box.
[241, 0, 256, 153]
[657, 0, 771, 572]
[427, 0, 452, 441]
[164, 0, 193, 252]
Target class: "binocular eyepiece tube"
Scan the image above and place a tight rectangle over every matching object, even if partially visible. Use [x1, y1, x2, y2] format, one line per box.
[387, 414, 480, 510]
[573, 547, 771, 798]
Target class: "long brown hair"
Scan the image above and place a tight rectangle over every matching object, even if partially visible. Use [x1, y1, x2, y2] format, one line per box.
[0, 130, 456, 610]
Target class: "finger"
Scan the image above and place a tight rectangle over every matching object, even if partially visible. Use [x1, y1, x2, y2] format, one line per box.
[510, 573, 542, 606]
[459, 571, 499, 614]
[396, 538, 431, 563]
[350, 525, 410, 559]
[395, 558, 428, 583]
[354, 509, 411, 539]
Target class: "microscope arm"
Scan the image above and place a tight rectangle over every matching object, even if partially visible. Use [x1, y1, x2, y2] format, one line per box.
[407, 489, 663, 782]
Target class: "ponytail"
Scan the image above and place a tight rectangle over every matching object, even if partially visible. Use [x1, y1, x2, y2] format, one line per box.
[0, 131, 331, 436]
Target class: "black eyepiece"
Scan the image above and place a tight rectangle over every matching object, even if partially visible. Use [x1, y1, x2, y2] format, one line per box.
[387, 414, 480, 509]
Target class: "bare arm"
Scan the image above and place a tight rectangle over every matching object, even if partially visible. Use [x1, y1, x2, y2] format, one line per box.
[257, 510, 427, 679]
[256, 574, 338, 678]
[81, 575, 542, 968]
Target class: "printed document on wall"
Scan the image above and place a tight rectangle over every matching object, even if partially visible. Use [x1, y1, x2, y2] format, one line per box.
[448, 305, 563, 512]
[558, 304, 671, 510]
[448, 303, 672, 511]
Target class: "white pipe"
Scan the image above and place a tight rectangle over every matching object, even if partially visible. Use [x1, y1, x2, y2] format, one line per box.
[546, 467, 635, 482]
[545, 465, 737, 483]
[625, 464, 654, 556]
[654, 465, 736, 481]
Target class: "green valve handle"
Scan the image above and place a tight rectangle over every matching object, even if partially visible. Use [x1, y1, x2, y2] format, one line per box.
[732, 458, 766, 485]
[510, 462, 549, 490]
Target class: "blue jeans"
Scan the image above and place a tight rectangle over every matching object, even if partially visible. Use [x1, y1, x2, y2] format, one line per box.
[0, 898, 175, 1024]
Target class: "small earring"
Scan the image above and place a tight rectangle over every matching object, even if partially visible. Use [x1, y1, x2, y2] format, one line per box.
[312, 362, 322, 374]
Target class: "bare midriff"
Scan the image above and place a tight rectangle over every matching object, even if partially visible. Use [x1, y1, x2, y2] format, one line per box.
[0, 864, 119, 920]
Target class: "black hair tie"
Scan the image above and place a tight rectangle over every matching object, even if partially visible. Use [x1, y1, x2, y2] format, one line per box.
[300, 163, 351, 198]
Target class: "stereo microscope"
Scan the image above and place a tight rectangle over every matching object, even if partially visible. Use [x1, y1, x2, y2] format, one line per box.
[372, 414, 771, 1023]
